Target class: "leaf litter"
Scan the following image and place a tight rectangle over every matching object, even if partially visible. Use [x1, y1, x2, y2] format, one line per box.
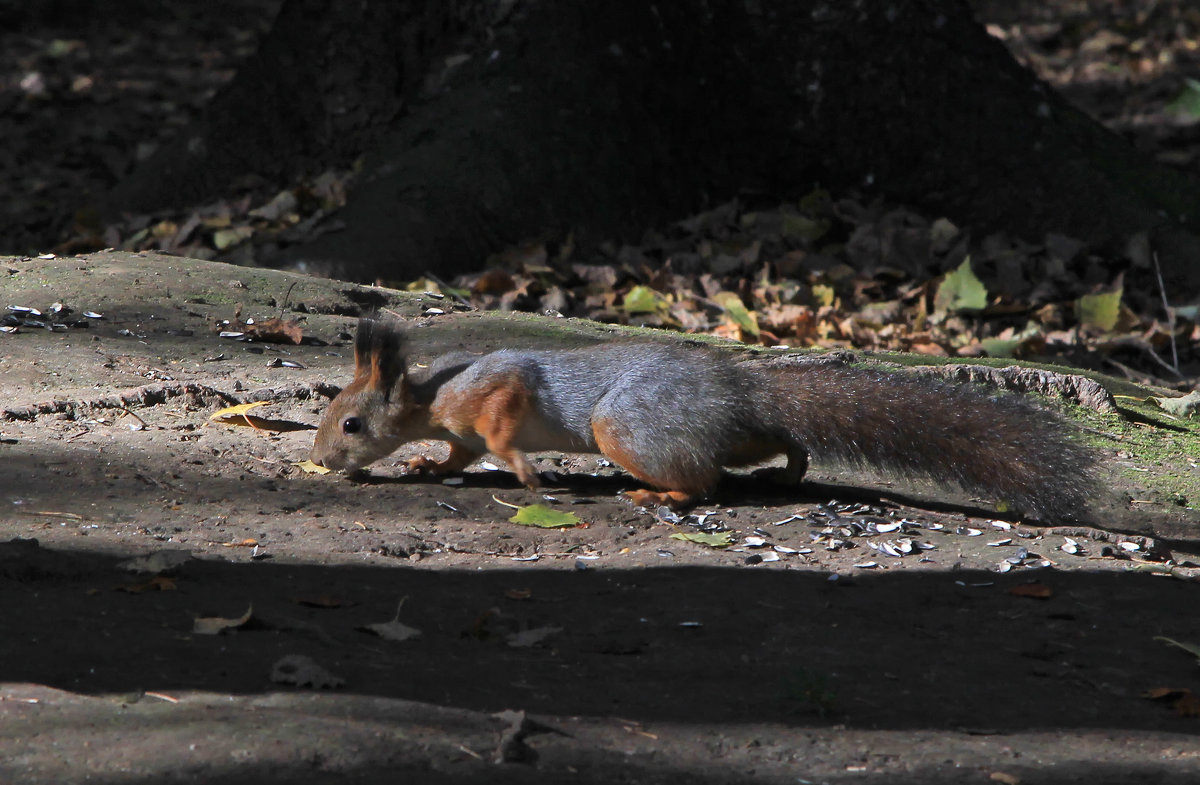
[360, 597, 423, 642]
[269, 654, 344, 689]
[51, 175, 1200, 388]
[193, 605, 253, 636]
[6, 0, 1200, 390]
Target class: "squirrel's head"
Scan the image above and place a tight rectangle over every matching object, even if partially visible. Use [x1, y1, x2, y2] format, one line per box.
[310, 317, 419, 473]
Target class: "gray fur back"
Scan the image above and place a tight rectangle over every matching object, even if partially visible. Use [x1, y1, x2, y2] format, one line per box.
[442, 342, 755, 449]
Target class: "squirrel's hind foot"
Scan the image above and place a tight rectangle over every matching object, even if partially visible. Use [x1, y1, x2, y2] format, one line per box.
[624, 489, 696, 509]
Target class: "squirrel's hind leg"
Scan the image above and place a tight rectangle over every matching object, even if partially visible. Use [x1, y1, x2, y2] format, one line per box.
[775, 445, 810, 485]
[624, 489, 697, 509]
[592, 417, 719, 509]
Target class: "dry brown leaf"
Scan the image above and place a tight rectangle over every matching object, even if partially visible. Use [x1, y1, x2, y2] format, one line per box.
[710, 322, 743, 342]
[210, 402, 313, 433]
[242, 317, 304, 345]
[118, 549, 193, 574]
[359, 597, 422, 642]
[909, 341, 949, 356]
[116, 575, 177, 593]
[1174, 693, 1200, 717]
[296, 596, 346, 609]
[1145, 687, 1191, 701]
[760, 304, 815, 337]
[473, 268, 516, 295]
[1008, 583, 1053, 599]
[194, 605, 253, 635]
[270, 654, 344, 688]
[209, 401, 269, 424]
[294, 459, 332, 475]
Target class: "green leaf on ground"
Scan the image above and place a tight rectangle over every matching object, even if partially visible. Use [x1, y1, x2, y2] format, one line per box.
[670, 531, 735, 548]
[509, 504, 580, 528]
[1077, 287, 1123, 332]
[712, 291, 760, 337]
[212, 225, 253, 251]
[811, 283, 836, 308]
[623, 285, 668, 315]
[979, 337, 1021, 358]
[798, 187, 832, 212]
[1167, 78, 1200, 119]
[781, 214, 829, 241]
[934, 257, 987, 313]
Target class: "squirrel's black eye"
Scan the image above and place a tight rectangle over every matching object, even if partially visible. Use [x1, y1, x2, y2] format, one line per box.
[342, 416, 362, 435]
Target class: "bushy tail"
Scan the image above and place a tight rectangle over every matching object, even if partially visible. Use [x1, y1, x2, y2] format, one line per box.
[753, 361, 1097, 522]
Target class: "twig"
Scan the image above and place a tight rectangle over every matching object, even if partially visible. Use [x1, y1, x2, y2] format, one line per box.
[30, 511, 83, 520]
[116, 406, 148, 429]
[1151, 251, 1180, 374]
[1138, 338, 1184, 379]
[421, 270, 475, 309]
[279, 280, 299, 316]
[1104, 357, 1163, 386]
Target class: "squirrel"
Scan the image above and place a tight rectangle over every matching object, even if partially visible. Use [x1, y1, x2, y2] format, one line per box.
[310, 317, 1096, 522]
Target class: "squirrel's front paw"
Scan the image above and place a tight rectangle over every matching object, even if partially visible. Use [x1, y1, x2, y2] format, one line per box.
[405, 456, 439, 475]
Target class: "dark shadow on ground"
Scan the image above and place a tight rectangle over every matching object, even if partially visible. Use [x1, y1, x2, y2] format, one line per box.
[5, 432, 1200, 784]
[3, 537, 1197, 734]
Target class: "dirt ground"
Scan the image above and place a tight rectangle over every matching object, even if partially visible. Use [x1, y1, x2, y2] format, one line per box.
[3, 252, 1200, 784]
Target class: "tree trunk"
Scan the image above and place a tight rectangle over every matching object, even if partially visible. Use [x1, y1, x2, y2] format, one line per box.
[109, 0, 1200, 291]
[108, 0, 473, 210]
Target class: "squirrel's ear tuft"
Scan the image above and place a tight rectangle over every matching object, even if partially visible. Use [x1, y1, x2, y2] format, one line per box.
[353, 315, 409, 395]
[352, 315, 380, 375]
